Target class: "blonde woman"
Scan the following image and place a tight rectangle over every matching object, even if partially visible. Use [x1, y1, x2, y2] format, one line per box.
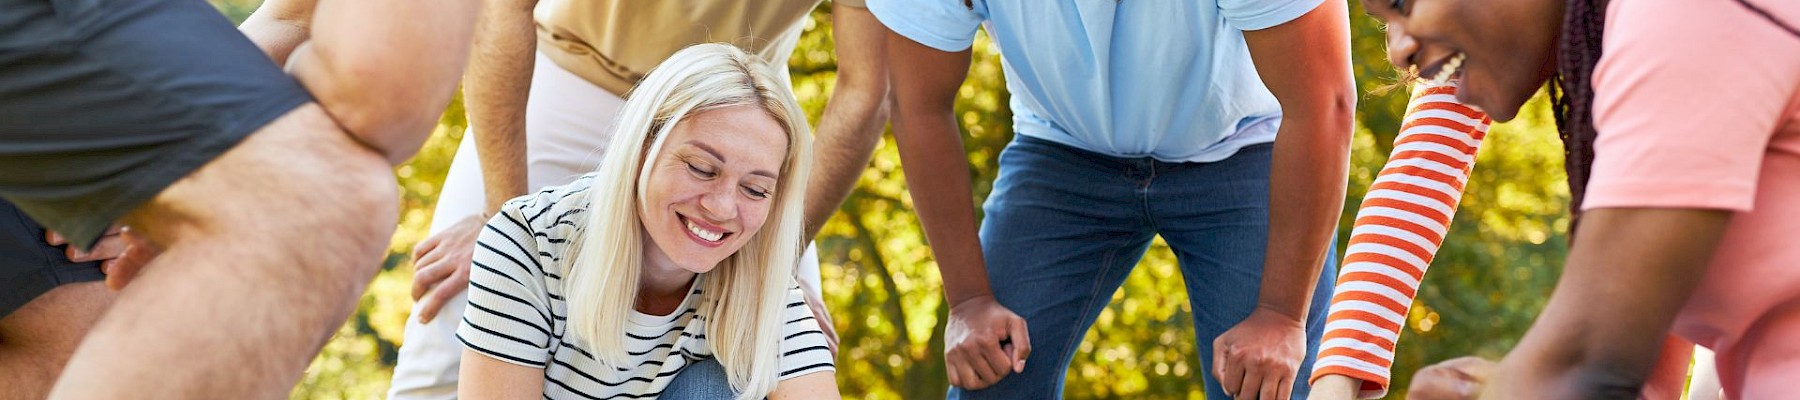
[456, 43, 837, 399]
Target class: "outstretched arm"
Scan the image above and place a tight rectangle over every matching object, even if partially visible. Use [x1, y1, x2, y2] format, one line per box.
[1308, 83, 1490, 400]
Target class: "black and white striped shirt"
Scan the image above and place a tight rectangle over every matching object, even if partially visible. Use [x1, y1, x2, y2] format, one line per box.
[457, 175, 835, 399]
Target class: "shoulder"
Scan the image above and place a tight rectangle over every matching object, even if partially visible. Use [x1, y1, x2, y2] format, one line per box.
[496, 174, 596, 233]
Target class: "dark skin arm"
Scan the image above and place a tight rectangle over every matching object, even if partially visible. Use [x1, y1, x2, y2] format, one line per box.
[1491, 208, 1727, 398]
[886, 32, 1030, 390]
[1408, 208, 1730, 399]
[1213, 1, 1357, 399]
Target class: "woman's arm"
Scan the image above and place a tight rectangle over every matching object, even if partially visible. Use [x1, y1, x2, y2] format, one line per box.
[769, 371, 841, 400]
[457, 349, 546, 399]
[1308, 82, 1491, 399]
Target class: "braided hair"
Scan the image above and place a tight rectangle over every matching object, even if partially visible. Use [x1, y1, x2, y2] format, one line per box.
[1549, 0, 1607, 232]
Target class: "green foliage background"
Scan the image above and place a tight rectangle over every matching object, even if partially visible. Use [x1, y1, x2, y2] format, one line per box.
[208, 1, 1571, 398]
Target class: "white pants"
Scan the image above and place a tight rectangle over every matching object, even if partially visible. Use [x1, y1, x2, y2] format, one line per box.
[386, 51, 822, 400]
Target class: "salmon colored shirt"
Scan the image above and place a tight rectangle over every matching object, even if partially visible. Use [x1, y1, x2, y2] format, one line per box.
[1584, 0, 1800, 397]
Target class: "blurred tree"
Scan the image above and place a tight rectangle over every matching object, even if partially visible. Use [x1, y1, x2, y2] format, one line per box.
[195, 1, 1572, 398]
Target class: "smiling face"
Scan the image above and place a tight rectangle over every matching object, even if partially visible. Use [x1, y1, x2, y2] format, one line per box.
[639, 104, 790, 275]
[1363, 0, 1564, 121]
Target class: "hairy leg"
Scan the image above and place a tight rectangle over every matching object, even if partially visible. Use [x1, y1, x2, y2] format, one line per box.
[47, 104, 399, 399]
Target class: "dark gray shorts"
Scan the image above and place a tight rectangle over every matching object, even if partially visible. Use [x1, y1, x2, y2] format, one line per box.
[0, 0, 313, 250]
[0, 199, 102, 319]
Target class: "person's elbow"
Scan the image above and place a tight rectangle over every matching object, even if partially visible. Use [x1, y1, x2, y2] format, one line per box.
[832, 68, 892, 134]
[1278, 82, 1356, 149]
[296, 46, 465, 164]
[1313, 80, 1358, 141]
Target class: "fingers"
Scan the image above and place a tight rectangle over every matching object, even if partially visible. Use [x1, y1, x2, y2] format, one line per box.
[1408, 357, 1491, 400]
[104, 257, 141, 291]
[947, 344, 1005, 390]
[946, 353, 984, 390]
[411, 256, 456, 300]
[1213, 340, 1246, 398]
[1006, 317, 1031, 372]
[1439, 356, 1495, 382]
[1239, 372, 1266, 400]
[100, 228, 159, 290]
[975, 335, 1013, 384]
[67, 234, 127, 262]
[819, 319, 839, 356]
[801, 286, 839, 355]
[417, 264, 470, 323]
[811, 307, 839, 356]
[411, 232, 442, 261]
[1258, 373, 1293, 400]
[46, 230, 65, 245]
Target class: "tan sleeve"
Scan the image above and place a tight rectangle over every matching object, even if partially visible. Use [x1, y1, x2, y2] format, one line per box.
[833, 0, 865, 9]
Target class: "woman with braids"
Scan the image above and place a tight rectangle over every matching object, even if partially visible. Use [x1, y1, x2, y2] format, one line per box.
[1358, 0, 1800, 398]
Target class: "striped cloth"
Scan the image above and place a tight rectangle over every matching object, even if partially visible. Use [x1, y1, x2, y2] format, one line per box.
[457, 175, 834, 399]
[1310, 82, 1491, 398]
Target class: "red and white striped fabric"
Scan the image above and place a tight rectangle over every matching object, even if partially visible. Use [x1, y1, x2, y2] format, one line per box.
[1310, 82, 1491, 398]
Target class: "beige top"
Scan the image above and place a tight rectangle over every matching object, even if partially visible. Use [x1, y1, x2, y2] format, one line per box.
[535, 0, 864, 96]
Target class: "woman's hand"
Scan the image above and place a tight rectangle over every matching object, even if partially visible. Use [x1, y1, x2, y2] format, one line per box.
[1407, 356, 1495, 400]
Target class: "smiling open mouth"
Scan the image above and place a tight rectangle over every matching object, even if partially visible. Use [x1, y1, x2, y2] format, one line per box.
[1422, 53, 1467, 85]
[680, 215, 729, 243]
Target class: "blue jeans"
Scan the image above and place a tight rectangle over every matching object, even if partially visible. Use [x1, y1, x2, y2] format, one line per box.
[951, 135, 1337, 399]
[662, 358, 738, 399]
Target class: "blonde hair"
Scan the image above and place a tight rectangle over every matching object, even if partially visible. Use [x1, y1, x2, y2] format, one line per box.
[561, 43, 813, 399]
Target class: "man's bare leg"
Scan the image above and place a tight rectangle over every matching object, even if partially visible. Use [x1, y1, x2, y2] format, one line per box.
[46, 104, 398, 399]
[0, 282, 113, 400]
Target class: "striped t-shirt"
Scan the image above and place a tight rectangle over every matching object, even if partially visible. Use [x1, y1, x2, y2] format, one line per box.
[457, 175, 835, 399]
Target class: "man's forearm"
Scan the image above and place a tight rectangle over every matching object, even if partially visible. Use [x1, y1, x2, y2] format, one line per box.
[287, 0, 482, 163]
[892, 114, 992, 305]
[885, 33, 988, 305]
[804, 84, 888, 239]
[802, 5, 891, 240]
[1241, 0, 1356, 320]
[1256, 116, 1352, 318]
[463, 0, 539, 211]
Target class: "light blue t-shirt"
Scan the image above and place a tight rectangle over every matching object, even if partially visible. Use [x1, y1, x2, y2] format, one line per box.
[867, 0, 1323, 162]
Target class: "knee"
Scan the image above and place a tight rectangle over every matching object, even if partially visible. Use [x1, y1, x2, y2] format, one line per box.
[663, 359, 738, 399]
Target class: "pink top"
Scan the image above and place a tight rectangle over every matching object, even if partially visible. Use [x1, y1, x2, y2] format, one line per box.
[1585, 0, 1800, 397]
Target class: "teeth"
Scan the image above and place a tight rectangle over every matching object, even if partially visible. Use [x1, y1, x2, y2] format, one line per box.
[1429, 53, 1466, 84]
[684, 218, 724, 242]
